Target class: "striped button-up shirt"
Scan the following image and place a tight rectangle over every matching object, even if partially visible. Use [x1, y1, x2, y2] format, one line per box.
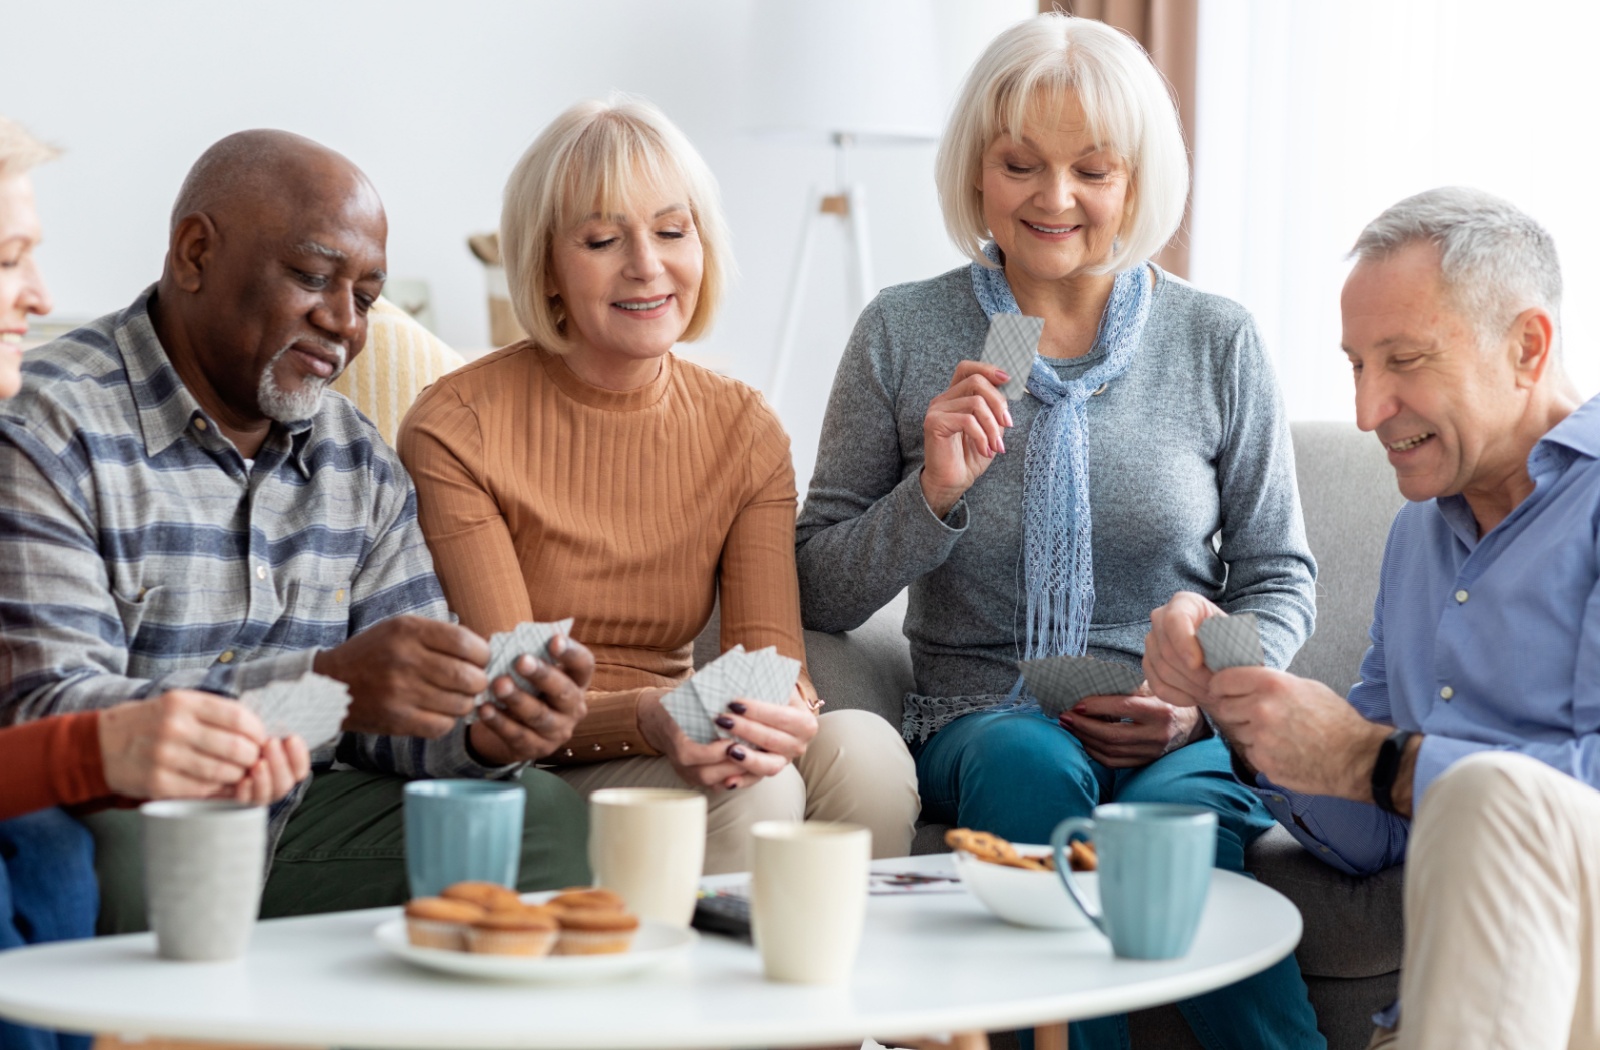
[0, 288, 513, 838]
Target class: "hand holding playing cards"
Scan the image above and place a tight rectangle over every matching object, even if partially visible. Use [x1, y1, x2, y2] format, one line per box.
[97, 690, 309, 803]
[638, 686, 818, 792]
[1204, 667, 1394, 806]
[1143, 591, 1227, 707]
[1060, 691, 1206, 768]
[467, 633, 593, 766]
[315, 616, 495, 739]
[921, 361, 1015, 519]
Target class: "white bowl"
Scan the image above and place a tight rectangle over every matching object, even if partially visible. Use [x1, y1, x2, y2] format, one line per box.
[952, 846, 1099, 930]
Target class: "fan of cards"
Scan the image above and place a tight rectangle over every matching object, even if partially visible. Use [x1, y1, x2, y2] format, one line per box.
[239, 672, 353, 749]
[661, 646, 802, 746]
[470, 618, 576, 720]
[1019, 654, 1145, 719]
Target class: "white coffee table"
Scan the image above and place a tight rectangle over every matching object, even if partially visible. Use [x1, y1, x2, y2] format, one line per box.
[0, 855, 1301, 1049]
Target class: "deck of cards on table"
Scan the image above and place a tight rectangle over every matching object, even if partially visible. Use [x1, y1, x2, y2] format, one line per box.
[240, 672, 352, 748]
[1019, 655, 1145, 719]
[1195, 613, 1265, 672]
[661, 646, 802, 745]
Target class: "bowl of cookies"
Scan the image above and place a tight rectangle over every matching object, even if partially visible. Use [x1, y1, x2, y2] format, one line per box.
[947, 828, 1099, 930]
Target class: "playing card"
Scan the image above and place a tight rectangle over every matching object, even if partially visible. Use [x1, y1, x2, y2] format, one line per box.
[981, 313, 1045, 399]
[240, 672, 352, 749]
[661, 680, 720, 744]
[1196, 613, 1265, 672]
[735, 646, 802, 705]
[483, 618, 575, 702]
[1019, 655, 1145, 719]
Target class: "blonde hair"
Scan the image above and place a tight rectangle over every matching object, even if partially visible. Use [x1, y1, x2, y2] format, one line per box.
[935, 13, 1188, 274]
[500, 94, 732, 351]
[0, 117, 59, 181]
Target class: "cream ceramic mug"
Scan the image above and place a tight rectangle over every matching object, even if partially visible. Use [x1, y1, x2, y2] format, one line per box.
[750, 820, 871, 983]
[588, 788, 707, 926]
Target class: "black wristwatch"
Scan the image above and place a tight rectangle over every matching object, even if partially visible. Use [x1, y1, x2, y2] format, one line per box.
[1370, 728, 1416, 813]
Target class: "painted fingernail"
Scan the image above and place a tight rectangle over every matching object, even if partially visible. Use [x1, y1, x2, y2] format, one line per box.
[996, 369, 1011, 382]
[1073, 704, 1088, 713]
[714, 714, 736, 730]
[727, 701, 748, 715]
[728, 745, 748, 761]
[999, 439, 1007, 454]
[726, 781, 739, 791]
[1005, 410, 1014, 427]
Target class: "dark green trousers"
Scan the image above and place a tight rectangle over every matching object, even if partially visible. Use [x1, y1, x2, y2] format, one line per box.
[84, 768, 590, 934]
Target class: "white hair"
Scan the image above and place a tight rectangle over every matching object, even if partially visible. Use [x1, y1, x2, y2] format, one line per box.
[500, 93, 732, 352]
[0, 116, 58, 181]
[257, 340, 346, 423]
[1351, 187, 1562, 351]
[935, 12, 1188, 273]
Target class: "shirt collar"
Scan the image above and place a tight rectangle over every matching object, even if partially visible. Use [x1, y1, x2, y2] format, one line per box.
[116, 285, 315, 478]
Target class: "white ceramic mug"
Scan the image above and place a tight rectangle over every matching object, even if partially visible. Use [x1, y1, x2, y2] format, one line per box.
[140, 800, 267, 962]
[588, 788, 707, 927]
[749, 820, 871, 984]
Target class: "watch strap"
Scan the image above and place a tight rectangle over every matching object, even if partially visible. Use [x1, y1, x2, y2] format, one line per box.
[1371, 728, 1416, 813]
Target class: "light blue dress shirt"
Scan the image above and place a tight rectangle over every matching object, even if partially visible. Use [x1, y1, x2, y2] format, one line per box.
[1253, 394, 1600, 877]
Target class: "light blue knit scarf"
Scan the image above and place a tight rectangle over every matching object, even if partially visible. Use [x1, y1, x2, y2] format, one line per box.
[969, 243, 1153, 660]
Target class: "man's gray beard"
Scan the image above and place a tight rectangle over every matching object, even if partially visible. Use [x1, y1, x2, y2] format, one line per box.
[258, 342, 346, 424]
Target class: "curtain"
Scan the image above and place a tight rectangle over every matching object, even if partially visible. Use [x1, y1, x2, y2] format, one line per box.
[1046, 0, 1198, 278]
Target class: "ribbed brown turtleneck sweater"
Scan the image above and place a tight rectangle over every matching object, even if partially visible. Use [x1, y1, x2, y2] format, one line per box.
[398, 344, 815, 764]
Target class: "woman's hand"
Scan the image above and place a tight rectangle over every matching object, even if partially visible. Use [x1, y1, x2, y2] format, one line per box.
[97, 690, 309, 803]
[921, 361, 1015, 518]
[1059, 689, 1207, 769]
[637, 687, 820, 791]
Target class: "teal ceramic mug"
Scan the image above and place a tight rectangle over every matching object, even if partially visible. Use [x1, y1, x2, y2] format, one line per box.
[1051, 803, 1216, 960]
[403, 780, 525, 899]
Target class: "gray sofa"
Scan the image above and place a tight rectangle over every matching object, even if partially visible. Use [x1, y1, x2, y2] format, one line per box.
[723, 421, 1408, 1050]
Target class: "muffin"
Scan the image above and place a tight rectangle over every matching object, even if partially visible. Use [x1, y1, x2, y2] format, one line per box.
[553, 906, 640, 955]
[466, 906, 560, 957]
[441, 880, 524, 912]
[404, 897, 487, 951]
[547, 888, 626, 913]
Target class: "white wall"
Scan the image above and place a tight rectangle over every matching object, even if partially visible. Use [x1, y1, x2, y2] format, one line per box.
[1191, 0, 1600, 422]
[1, 0, 1032, 489]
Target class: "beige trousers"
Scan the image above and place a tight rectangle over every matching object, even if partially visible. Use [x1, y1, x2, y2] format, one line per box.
[1392, 751, 1600, 1050]
[552, 709, 921, 874]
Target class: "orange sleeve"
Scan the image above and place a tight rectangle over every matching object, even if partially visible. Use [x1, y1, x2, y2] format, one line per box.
[0, 712, 112, 820]
[399, 385, 536, 636]
[717, 407, 819, 707]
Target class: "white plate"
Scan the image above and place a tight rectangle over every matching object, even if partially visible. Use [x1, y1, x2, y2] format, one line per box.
[375, 918, 696, 982]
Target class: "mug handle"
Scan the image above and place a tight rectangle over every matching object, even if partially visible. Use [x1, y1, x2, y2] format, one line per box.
[1051, 817, 1106, 936]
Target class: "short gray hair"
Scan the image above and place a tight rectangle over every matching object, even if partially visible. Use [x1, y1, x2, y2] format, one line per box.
[0, 116, 59, 181]
[935, 13, 1188, 274]
[1350, 187, 1562, 350]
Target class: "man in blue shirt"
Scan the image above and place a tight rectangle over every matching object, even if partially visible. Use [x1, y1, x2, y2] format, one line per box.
[1147, 187, 1600, 1050]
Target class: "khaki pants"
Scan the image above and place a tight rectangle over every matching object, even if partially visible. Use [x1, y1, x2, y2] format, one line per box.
[1393, 751, 1600, 1050]
[554, 709, 920, 874]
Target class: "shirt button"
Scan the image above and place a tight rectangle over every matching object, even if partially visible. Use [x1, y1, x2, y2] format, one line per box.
[218, 650, 235, 664]
[1440, 685, 1455, 700]
[1455, 589, 1469, 603]
[334, 589, 346, 603]
[591, 743, 603, 751]
[256, 565, 268, 580]
[194, 418, 209, 432]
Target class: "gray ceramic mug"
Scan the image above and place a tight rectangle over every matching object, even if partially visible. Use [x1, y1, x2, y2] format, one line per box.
[1051, 803, 1217, 960]
[141, 800, 267, 962]
[403, 779, 525, 898]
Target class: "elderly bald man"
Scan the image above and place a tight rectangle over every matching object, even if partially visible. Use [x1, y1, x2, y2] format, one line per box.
[1144, 188, 1600, 1050]
[0, 130, 591, 931]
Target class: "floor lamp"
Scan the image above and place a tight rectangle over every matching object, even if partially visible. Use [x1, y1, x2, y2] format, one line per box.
[743, 0, 943, 408]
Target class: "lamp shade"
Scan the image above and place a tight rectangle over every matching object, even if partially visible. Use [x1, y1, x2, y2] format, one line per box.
[742, 0, 944, 144]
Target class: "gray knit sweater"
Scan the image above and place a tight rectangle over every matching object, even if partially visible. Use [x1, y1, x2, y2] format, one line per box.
[795, 265, 1316, 740]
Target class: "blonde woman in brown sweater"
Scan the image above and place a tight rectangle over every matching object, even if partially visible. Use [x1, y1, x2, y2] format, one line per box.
[398, 95, 918, 873]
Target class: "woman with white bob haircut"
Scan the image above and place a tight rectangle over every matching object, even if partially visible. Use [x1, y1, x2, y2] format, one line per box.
[797, 14, 1321, 1049]
[400, 95, 919, 874]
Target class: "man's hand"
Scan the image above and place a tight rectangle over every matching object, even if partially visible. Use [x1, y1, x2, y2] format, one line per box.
[314, 616, 492, 739]
[1206, 667, 1391, 803]
[467, 635, 595, 765]
[636, 687, 819, 792]
[1060, 690, 1206, 768]
[98, 690, 309, 803]
[1143, 591, 1227, 707]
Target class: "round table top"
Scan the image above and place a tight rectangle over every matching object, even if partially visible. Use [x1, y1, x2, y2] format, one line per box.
[0, 858, 1301, 1049]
